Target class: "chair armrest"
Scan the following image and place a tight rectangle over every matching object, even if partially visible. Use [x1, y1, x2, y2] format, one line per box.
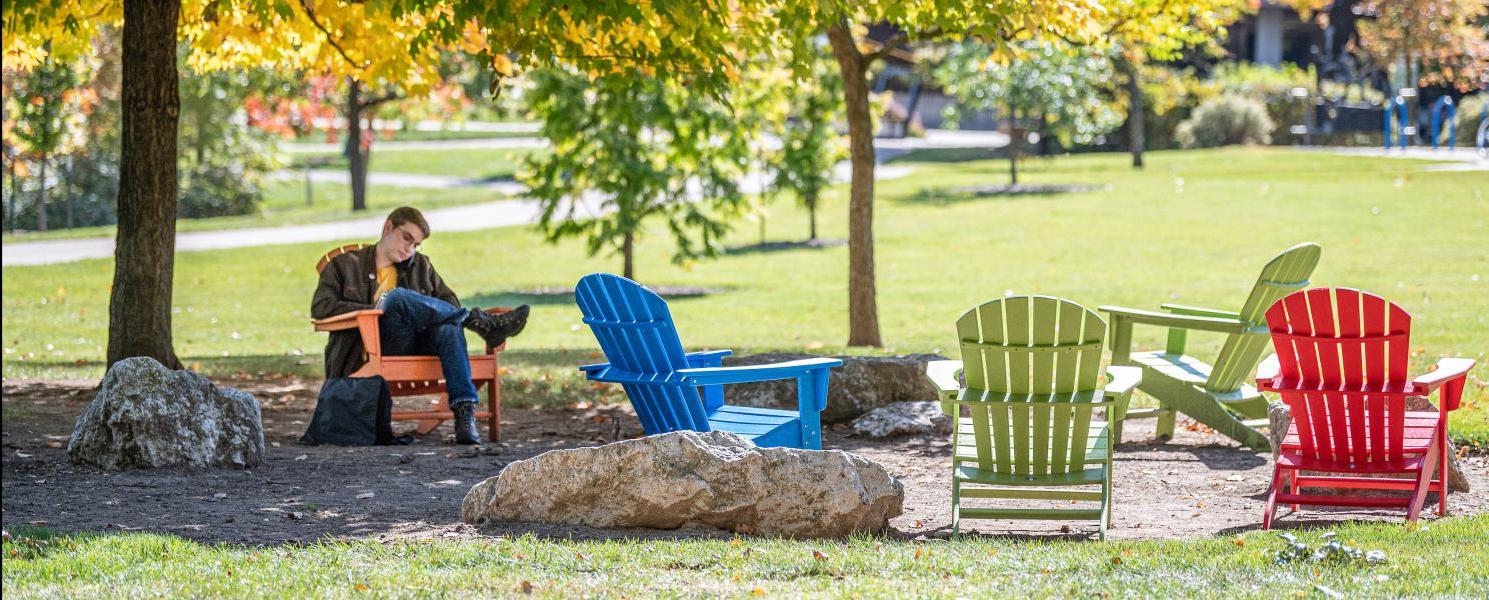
[1256, 354, 1280, 386]
[1160, 303, 1242, 319]
[1104, 365, 1141, 397]
[685, 349, 733, 368]
[579, 350, 733, 376]
[1413, 357, 1476, 411]
[1103, 365, 1141, 421]
[675, 357, 843, 386]
[312, 309, 384, 332]
[925, 360, 963, 415]
[1098, 305, 1251, 334]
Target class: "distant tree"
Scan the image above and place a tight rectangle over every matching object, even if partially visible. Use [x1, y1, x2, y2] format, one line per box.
[1284, 0, 1489, 91]
[522, 68, 760, 281]
[769, 52, 846, 243]
[8, 56, 78, 231]
[935, 40, 1123, 185]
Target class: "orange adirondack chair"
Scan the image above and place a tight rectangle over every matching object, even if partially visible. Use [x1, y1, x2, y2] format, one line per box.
[312, 244, 509, 441]
[1257, 288, 1474, 528]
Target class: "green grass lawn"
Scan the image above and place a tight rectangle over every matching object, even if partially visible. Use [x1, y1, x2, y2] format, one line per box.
[4, 517, 1486, 597]
[288, 147, 544, 180]
[3, 147, 1486, 442]
[290, 127, 536, 144]
[0, 178, 517, 243]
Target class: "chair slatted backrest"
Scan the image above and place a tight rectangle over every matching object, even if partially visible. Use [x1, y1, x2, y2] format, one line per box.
[316, 244, 367, 274]
[1205, 242, 1322, 393]
[1265, 288, 1414, 464]
[574, 273, 711, 434]
[955, 296, 1109, 477]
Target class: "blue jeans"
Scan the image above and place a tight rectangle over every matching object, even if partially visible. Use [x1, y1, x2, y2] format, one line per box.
[378, 288, 478, 407]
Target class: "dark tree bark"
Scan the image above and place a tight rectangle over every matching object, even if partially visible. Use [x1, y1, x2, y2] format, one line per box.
[107, 0, 183, 369]
[1120, 57, 1146, 169]
[343, 78, 398, 212]
[345, 78, 369, 212]
[1007, 104, 1019, 185]
[35, 156, 48, 231]
[807, 198, 818, 242]
[622, 231, 635, 281]
[827, 19, 882, 347]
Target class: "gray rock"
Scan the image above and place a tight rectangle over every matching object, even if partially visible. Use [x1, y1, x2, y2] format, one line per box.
[68, 357, 265, 470]
[462, 431, 903, 538]
[1266, 397, 1468, 493]
[723, 353, 947, 423]
[851, 401, 953, 439]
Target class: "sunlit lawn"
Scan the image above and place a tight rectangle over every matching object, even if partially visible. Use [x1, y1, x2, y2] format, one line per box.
[287, 147, 545, 180]
[2, 147, 1486, 442]
[4, 517, 1487, 597]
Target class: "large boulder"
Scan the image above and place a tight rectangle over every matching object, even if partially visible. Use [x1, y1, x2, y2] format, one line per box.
[462, 431, 903, 538]
[851, 401, 953, 439]
[68, 357, 265, 470]
[1267, 399, 1468, 493]
[723, 353, 946, 423]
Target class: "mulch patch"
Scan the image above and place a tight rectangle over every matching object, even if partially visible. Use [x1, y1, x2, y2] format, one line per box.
[3, 377, 1484, 544]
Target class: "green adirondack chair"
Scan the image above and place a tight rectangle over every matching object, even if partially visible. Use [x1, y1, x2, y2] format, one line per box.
[926, 296, 1140, 540]
[1099, 242, 1321, 450]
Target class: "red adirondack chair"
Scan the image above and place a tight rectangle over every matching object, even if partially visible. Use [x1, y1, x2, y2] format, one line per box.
[312, 244, 510, 441]
[1256, 288, 1474, 528]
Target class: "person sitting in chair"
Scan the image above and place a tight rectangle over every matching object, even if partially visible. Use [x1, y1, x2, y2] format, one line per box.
[311, 206, 529, 444]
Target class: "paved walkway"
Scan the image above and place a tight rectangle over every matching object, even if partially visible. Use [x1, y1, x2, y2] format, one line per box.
[1323, 146, 1488, 171]
[2, 165, 914, 266]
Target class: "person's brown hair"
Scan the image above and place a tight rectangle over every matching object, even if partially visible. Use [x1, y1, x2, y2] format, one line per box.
[386, 206, 430, 239]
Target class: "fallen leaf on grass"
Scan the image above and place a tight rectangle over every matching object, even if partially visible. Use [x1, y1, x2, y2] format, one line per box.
[811, 550, 828, 561]
[519, 580, 533, 594]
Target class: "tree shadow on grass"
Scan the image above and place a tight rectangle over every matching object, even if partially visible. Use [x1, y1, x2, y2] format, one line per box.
[884, 147, 1006, 163]
[724, 239, 846, 256]
[899, 182, 1106, 206]
[465, 286, 725, 310]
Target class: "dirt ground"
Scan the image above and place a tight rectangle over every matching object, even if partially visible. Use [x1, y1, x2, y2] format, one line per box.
[3, 377, 1486, 544]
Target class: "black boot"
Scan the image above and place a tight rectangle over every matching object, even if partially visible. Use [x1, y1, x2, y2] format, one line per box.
[463, 305, 531, 348]
[452, 401, 481, 445]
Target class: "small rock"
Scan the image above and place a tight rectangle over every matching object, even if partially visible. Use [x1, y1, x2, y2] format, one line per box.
[67, 357, 264, 469]
[724, 353, 948, 423]
[850, 401, 952, 439]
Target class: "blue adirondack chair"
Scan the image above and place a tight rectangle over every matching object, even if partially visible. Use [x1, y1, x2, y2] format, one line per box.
[574, 273, 842, 449]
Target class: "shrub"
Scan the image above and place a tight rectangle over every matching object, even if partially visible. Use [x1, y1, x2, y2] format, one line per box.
[1451, 93, 1487, 147]
[1175, 94, 1275, 148]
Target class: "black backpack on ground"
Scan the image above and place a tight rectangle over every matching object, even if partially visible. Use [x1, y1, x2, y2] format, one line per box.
[300, 376, 410, 446]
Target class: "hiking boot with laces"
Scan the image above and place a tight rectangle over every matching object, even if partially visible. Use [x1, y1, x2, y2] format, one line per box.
[463, 304, 530, 348]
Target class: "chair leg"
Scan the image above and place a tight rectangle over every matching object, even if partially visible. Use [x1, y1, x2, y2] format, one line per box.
[1287, 470, 1299, 513]
[1100, 459, 1112, 541]
[1438, 429, 1450, 517]
[1155, 403, 1176, 441]
[486, 375, 501, 443]
[414, 418, 444, 435]
[1262, 465, 1284, 530]
[950, 477, 962, 536]
[1407, 437, 1442, 522]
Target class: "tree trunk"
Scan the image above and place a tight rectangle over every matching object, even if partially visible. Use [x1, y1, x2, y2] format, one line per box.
[36, 155, 48, 231]
[807, 198, 818, 242]
[622, 231, 635, 281]
[827, 20, 881, 348]
[107, 0, 182, 370]
[7, 168, 18, 232]
[346, 77, 369, 212]
[1120, 57, 1146, 169]
[63, 157, 74, 228]
[1007, 104, 1019, 186]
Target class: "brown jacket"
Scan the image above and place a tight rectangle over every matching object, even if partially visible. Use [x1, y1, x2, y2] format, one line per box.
[312, 244, 460, 378]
